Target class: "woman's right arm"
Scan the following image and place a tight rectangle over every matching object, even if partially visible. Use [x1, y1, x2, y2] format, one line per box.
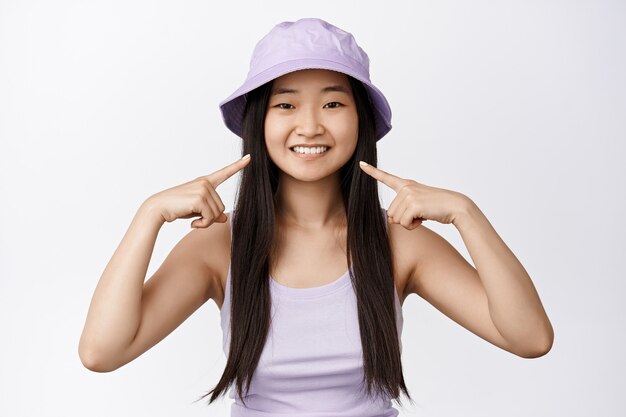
[78, 155, 250, 372]
[78, 201, 165, 372]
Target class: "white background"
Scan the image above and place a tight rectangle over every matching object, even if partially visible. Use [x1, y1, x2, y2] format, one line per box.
[1, 0, 624, 416]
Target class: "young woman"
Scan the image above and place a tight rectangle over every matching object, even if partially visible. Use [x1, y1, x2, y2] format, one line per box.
[79, 18, 554, 416]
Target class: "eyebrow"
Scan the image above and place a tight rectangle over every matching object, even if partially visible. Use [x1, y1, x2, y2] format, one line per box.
[270, 84, 351, 96]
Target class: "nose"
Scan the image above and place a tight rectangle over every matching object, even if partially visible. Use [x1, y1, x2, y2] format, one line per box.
[294, 106, 325, 137]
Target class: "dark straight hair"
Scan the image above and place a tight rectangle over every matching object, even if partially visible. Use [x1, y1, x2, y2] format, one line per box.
[198, 72, 414, 408]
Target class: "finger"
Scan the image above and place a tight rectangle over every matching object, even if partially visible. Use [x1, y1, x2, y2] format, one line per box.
[408, 219, 423, 230]
[386, 193, 409, 223]
[400, 206, 415, 230]
[205, 193, 222, 221]
[393, 204, 410, 227]
[198, 182, 221, 219]
[190, 202, 209, 228]
[204, 184, 228, 222]
[205, 183, 226, 214]
[207, 154, 251, 187]
[192, 196, 218, 228]
[400, 207, 422, 230]
[359, 161, 407, 192]
[409, 216, 423, 230]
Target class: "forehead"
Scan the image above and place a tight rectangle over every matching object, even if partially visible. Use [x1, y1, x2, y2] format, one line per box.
[271, 68, 350, 89]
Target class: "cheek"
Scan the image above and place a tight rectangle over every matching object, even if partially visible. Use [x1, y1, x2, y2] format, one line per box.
[334, 111, 359, 146]
[264, 114, 276, 137]
[264, 109, 359, 145]
[263, 117, 287, 156]
[264, 113, 288, 137]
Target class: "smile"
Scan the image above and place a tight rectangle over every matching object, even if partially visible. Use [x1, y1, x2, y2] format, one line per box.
[289, 146, 330, 159]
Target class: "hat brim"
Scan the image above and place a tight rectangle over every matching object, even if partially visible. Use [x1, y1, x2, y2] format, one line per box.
[218, 58, 392, 141]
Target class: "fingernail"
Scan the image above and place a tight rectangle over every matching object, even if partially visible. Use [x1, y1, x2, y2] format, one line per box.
[359, 161, 368, 167]
[241, 154, 250, 160]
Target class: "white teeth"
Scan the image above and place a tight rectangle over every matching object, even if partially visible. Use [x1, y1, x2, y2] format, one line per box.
[292, 146, 328, 154]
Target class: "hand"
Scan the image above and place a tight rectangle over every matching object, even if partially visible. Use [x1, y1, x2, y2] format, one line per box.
[359, 161, 469, 230]
[144, 155, 251, 228]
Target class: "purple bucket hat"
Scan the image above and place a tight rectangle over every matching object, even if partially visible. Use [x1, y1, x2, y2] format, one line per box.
[218, 17, 392, 141]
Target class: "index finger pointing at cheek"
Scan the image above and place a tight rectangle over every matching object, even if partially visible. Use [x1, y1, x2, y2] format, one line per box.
[207, 154, 251, 187]
[359, 161, 406, 192]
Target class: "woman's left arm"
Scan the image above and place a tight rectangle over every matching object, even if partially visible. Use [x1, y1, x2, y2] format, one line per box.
[359, 161, 554, 357]
[452, 199, 554, 354]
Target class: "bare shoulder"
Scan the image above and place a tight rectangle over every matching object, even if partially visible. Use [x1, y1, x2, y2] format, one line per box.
[387, 217, 535, 357]
[388, 219, 423, 304]
[387, 221, 460, 297]
[386, 221, 431, 305]
[107, 212, 233, 370]
[191, 211, 232, 309]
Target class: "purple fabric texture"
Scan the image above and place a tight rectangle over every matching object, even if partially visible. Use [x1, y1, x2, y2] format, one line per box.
[220, 209, 403, 416]
[218, 17, 393, 142]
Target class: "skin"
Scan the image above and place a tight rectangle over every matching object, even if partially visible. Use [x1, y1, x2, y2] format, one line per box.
[265, 69, 356, 236]
[262, 68, 362, 289]
[254, 67, 554, 358]
[262, 68, 554, 358]
[79, 68, 553, 373]
[358, 162, 555, 358]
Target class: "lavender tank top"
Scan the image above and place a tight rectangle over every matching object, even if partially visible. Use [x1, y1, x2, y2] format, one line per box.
[219, 208, 404, 417]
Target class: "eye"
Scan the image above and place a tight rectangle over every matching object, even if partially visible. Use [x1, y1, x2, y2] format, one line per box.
[273, 102, 344, 110]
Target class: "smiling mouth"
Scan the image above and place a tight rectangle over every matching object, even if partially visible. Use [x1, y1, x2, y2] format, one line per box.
[289, 146, 330, 155]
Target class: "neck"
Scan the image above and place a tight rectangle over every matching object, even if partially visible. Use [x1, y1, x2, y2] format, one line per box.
[275, 171, 345, 230]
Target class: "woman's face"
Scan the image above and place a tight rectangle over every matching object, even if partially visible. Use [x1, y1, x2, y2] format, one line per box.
[264, 69, 358, 182]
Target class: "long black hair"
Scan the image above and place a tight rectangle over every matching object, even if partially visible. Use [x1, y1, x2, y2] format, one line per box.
[198, 72, 414, 407]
